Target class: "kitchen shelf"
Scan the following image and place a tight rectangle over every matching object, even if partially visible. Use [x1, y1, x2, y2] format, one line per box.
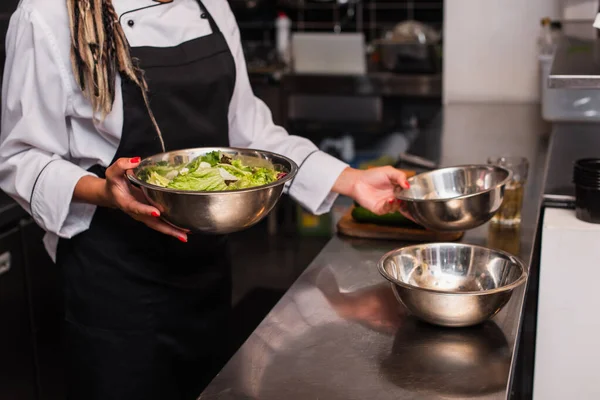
[238, 21, 421, 30]
[236, 0, 444, 40]
[280, 2, 442, 10]
[548, 36, 600, 89]
[365, 2, 443, 10]
[281, 72, 442, 98]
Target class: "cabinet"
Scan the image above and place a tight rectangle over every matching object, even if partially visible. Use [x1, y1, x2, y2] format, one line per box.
[0, 226, 37, 400]
[22, 220, 65, 400]
[534, 208, 600, 400]
[0, 212, 64, 400]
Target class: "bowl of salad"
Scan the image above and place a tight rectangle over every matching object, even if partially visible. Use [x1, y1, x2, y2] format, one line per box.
[126, 147, 298, 234]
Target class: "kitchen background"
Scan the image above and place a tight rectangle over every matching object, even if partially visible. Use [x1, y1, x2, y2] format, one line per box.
[0, 0, 578, 399]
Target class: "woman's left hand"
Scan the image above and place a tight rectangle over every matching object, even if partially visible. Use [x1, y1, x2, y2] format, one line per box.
[333, 166, 410, 215]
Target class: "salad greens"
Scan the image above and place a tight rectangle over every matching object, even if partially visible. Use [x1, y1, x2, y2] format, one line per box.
[138, 151, 286, 192]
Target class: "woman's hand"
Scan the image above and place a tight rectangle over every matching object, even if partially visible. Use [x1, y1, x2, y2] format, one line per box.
[333, 166, 410, 215]
[74, 157, 188, 242]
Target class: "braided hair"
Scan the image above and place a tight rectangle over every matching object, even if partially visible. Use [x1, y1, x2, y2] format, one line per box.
[66, 0, 167, 151]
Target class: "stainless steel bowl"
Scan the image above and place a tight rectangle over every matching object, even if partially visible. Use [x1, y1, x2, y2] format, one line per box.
[126, 147, 298, 234]
[395, 165, 512, 232]
[378, 243, 527, 327]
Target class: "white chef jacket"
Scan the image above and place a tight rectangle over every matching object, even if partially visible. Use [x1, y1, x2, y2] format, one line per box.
[0, 0, 349, 261]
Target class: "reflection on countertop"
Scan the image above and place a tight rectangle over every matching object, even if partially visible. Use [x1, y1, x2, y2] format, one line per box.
[382, 318, 511, 398]
[200, 103, 550, 400]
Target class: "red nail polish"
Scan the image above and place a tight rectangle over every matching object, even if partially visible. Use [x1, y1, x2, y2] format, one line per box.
[388, 199, 394, 204]
[406, 181, 411, 189]
[131, 157, 141, 164]
[151, 211, 159, 217]
[178, 236, 187, 243]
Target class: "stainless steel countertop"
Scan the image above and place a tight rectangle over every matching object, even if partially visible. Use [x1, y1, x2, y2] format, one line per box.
[200, 104, 550, 400]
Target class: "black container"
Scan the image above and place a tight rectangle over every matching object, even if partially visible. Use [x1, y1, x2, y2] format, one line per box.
[574, 158, 600, 224]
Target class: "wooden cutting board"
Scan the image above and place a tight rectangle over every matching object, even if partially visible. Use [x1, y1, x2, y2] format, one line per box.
[337, 208, 464, 242]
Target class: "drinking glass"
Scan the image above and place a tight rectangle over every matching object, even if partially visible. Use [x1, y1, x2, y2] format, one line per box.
[487, 156, 529, 226]
[488, 224, 521, 256]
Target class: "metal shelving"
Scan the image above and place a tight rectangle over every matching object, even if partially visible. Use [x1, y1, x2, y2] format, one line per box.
[234, 0, 443, 42]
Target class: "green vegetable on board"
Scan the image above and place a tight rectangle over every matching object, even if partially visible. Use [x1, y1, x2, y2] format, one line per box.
[351, 206, 421, 228]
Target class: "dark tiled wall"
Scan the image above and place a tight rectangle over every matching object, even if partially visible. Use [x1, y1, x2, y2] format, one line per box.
[0, 0, 18, 14]
[1, 1, 444, 73]
[231, 0, 443, 43]
[0, 0, 19, 77]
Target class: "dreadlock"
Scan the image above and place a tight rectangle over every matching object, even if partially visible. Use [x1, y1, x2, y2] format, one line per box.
[66, 0, 166, 152]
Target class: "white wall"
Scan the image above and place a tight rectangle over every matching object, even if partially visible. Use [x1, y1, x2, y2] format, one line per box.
[440, 104, 546, 165]
[444, 0, 561, 104]
[562, 0, 598, 20]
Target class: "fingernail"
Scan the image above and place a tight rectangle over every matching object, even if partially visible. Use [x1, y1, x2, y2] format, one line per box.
[151, 211, 159, 217]
[178, 236, 188, 243]
[131, 157, 141, 164]
[388, 199, 394, 204]
[405, 181, 411, 189]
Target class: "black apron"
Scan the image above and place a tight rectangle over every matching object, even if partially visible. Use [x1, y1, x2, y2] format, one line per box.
[56, 3, 236, 399]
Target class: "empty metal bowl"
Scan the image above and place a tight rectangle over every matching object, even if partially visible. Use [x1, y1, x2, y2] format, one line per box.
[395, 165, 512, 231]
[378, 243, 527, 327]
[126, 147, 298, 234]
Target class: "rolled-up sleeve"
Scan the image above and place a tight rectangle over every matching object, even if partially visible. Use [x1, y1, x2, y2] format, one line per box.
[0, 7, 96, 237]
[222, 4, 348, 215]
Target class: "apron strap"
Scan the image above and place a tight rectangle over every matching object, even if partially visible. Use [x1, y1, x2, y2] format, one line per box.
[196, 0, 221, 34]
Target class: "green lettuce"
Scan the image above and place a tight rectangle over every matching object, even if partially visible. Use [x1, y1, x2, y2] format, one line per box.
[200, 151, 221, 167]
[231, 159, 252, 173]
[147, 171, 171, 188]
[218, 163, 251, 178]
[167, 168, 228, 191]
[227, 167, 278, 190]
[138, 151, 283, 192]
[138, 161, 178, 182]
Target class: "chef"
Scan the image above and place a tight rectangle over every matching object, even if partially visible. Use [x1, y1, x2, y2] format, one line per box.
[0, 0, 408, 399]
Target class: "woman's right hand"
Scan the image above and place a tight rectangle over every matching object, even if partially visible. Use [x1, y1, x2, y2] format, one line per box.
[105, 157, 188, 242]
[75, 157, 188, 242]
